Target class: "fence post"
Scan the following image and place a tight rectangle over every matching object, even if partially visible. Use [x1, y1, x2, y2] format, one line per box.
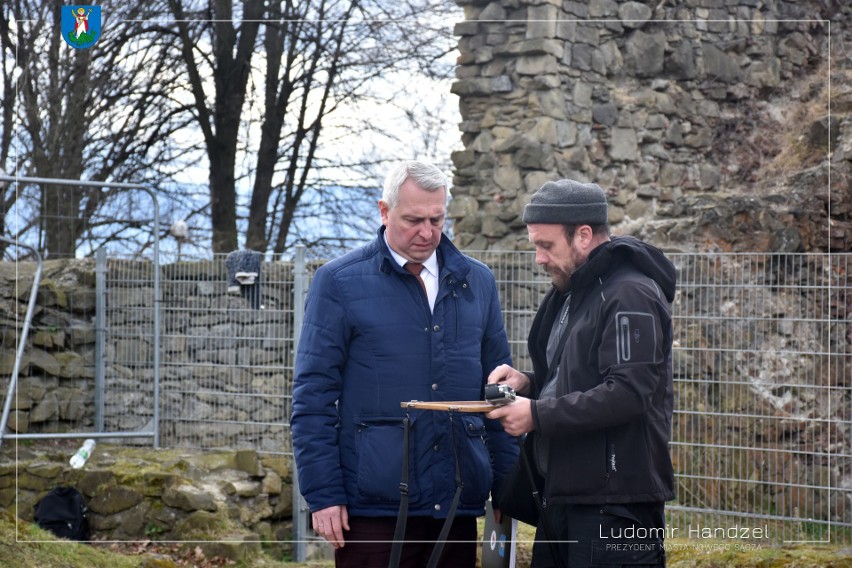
[292, 244, 308, 562]
[95, 248, 106, 432]
[151, 193, 161, 449]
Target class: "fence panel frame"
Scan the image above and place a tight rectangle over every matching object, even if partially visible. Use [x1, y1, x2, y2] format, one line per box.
[0, 174, 160, 446]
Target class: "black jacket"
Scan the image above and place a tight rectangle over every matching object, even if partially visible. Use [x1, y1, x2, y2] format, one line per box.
[528, 236, 677, 505]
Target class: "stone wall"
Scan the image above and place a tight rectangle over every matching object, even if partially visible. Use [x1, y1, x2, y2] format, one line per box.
[0, 260, 98, 435]
[0, 443, 294, 561]
[450, 0, 852, 253]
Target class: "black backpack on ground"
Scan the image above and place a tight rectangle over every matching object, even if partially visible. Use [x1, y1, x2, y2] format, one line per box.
[34, 486, 90, 541]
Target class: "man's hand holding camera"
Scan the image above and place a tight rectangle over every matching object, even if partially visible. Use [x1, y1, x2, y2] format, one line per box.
[485, 364, 534, 437]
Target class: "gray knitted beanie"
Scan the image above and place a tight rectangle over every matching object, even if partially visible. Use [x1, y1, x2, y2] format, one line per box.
[522, 179, 608, 225]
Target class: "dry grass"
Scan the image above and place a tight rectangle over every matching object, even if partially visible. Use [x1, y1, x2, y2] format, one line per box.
[763, 58, 850, 180]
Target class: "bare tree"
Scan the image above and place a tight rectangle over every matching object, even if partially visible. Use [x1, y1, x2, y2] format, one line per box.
[0, 9, 19, 252]
[168, 0, 458, 256]
[2, 0, 459, 259]
[1, 1, 191, 258]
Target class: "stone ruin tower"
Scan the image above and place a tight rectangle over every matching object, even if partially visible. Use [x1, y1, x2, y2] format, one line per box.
[449, 0, 852, 253]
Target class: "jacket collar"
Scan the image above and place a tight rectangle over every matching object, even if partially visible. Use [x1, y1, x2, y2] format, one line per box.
[572, 236, 676, 302]
[383, 231, 439, 278]
[374, 226, 470, 281]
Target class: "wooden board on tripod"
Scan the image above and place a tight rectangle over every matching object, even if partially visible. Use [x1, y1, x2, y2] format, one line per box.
[400, 400, 497, 413]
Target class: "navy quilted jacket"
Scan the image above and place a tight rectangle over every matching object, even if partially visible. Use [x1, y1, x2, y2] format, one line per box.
[292, 227, 517, 518]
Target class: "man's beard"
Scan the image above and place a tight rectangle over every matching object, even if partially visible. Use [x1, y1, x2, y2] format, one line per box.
[548, 266, 571, 292]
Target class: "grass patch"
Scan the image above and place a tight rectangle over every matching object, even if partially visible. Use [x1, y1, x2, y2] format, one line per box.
[0, 510, 329, 568]
[3, 511, 850, 568]
[0, 510, 139, 568]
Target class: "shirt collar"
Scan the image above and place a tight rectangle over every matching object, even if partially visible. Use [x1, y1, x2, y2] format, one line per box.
[383, 231, 439, 278]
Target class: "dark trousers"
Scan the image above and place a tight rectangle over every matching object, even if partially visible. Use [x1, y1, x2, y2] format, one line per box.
[532, 502, 666, 567]
[334, 515, 477, 568]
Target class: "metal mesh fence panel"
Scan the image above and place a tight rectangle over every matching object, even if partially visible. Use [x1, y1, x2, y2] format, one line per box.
[102, 257, 158, 437]
[0, 178, 159, 446]
[153, 253, 297, 454]
[668, 252, 851, 543]
[96, 247, 852, 543]
[470, 250, 851, 543]
[467, 250, 549, 371]
[99, 251, 302, 455]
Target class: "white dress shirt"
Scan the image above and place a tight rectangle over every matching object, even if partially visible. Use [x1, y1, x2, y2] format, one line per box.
[385, 234, 439, 313]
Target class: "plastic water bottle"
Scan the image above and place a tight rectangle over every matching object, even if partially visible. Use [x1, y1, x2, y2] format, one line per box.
[69, 439, 96, 469]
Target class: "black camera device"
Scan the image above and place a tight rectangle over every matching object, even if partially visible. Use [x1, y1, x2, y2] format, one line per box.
[484, 383, 516, 406]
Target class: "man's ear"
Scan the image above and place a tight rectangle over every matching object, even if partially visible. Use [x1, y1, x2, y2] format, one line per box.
[378, 200, 390, 225]
[575, 224, 594, 249]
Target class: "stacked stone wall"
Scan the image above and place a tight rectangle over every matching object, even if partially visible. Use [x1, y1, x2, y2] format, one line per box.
[450, 0, 852, 253]
[0, 260, 98, 435]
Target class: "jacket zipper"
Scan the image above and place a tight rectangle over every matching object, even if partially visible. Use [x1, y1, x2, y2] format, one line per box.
[452, 284, 459, 338]
[442, 274, 459, 339]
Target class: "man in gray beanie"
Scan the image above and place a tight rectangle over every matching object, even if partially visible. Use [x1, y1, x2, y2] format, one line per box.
[486, 179, 677, 567]
[521, 179, 609, 226]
